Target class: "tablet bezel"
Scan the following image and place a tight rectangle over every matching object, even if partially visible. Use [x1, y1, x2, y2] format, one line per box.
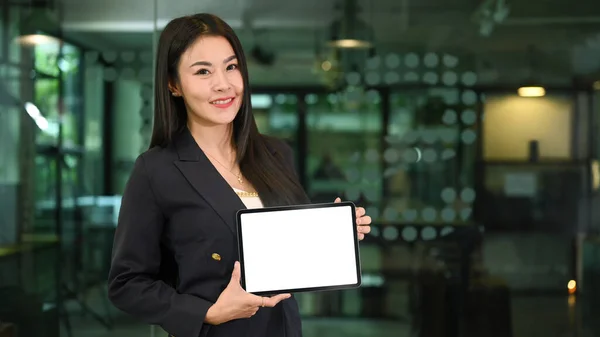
[236, 201, 362, 295]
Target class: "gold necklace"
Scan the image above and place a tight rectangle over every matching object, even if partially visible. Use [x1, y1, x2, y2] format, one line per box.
[235, 190, 259, 197]
[204, 152, 244, 185]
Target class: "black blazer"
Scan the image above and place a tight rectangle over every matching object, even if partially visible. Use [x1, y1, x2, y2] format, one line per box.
[107, 129, 309, 337]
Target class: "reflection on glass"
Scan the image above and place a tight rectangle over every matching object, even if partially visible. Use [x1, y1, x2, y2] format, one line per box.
[32, 40, 83, 238]
[305, 90, 382, 210]
[482, 164, 583, 231]
[384, 88, 479, 225]
[0, 5, 69, 336]
[254, 94, 298, 133]
[33, 41, 81, 147]
[252, 93, 299, 153]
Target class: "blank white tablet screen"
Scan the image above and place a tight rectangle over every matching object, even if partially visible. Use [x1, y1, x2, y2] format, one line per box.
[239, 205, 358, 293]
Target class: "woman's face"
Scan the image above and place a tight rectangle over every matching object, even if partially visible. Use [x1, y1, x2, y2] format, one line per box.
[171, 35, 244, 127]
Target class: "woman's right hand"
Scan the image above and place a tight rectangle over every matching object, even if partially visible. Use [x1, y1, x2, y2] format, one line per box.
[204, 261, 291, 325]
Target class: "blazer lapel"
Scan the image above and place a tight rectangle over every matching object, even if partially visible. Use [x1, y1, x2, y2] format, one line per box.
[172, 129, 246, 235]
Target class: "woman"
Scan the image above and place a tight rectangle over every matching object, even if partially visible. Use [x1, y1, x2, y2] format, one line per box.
[107, 13, 372, 337]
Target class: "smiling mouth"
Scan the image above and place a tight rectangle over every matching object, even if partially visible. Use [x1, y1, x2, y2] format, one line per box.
[210, 97, 234, 105]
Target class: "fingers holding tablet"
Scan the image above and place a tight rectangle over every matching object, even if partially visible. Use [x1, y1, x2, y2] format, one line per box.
[205, 262, 292, 325]
[258, 293, 292, 308]
[335, 197, 372, 241]
[356, 206, 371, 241]
[355, 206, 366, 217]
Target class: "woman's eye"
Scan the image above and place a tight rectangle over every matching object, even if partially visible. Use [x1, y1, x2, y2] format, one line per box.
[196, 69, 210, 75]
[227, 64, 238, 71]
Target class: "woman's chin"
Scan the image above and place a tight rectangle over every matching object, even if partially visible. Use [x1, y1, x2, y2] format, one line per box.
[189, 102, 241, 126]
[208, 110, 238, 126]
[216, 103, 242, 123]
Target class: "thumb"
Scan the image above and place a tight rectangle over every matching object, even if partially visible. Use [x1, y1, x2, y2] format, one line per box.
[334, 197, 341, 203]
[230, 261, 241, 284]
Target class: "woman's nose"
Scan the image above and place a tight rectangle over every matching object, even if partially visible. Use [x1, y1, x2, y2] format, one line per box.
[213, 70, 231, 91]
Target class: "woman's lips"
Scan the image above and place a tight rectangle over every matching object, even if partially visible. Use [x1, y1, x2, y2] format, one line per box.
[210, 97, 235, 108]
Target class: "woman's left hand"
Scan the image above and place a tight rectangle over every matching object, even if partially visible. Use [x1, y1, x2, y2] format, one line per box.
[335, 197, 372, 241]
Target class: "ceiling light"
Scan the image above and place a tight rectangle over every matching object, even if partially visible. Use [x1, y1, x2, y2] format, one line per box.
[518, 86, 545, 97]
[329, 39, 372, 49]
[327, 0, 374, 49]
[14, 8, 62, 46]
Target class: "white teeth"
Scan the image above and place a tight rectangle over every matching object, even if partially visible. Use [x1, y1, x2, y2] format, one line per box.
[211, 98, 233, 105]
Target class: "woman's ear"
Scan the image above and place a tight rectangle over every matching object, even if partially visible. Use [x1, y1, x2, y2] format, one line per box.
[168, 79, 181, 97]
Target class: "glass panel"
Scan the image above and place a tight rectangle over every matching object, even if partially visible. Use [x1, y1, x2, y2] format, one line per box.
[33, 77, 60, 146]
[0, 3, 63, 336]
[33, 154, 58, 233]
[252, 92, 299, 146]
[32, 41, 83, 239]
[305, 90, 383, 205]
[80, 51, 106, 197]
[481, 164, 585, 232]
[483, 93, 573, 161]
[33, 42, 82, 148]
[61, 45, 83, 149]
[0, 243, 61, 336]
[582, 236, 600, 332]
[386, 87, 478, 225]
[298, 89, 383, 318]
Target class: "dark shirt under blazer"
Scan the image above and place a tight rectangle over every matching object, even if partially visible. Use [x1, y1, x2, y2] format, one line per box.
[107, 129, 309, 337]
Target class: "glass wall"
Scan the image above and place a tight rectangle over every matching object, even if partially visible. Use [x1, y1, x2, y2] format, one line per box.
[33, 41, 84, 236]
[0, 2, 64, 336]
[305, 90, 382, 205]
[253, 93, 300, 150]
[386, 87, 477, 224]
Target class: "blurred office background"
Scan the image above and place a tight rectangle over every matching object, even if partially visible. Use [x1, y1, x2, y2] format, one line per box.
[2, 0, 600, 336]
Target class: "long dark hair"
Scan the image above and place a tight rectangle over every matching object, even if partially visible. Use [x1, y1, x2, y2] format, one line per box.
[149, 13, 307, 206]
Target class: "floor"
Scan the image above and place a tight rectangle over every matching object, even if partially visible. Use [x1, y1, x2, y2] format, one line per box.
[65, 316, 408, 337]
[59, 293, 598, 337]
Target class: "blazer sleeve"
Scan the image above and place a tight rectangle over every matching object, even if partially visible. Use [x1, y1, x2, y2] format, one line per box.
[108, 154, 212, 337]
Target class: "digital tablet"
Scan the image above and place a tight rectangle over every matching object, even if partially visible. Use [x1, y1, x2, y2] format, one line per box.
[236, 201, 362, 295]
